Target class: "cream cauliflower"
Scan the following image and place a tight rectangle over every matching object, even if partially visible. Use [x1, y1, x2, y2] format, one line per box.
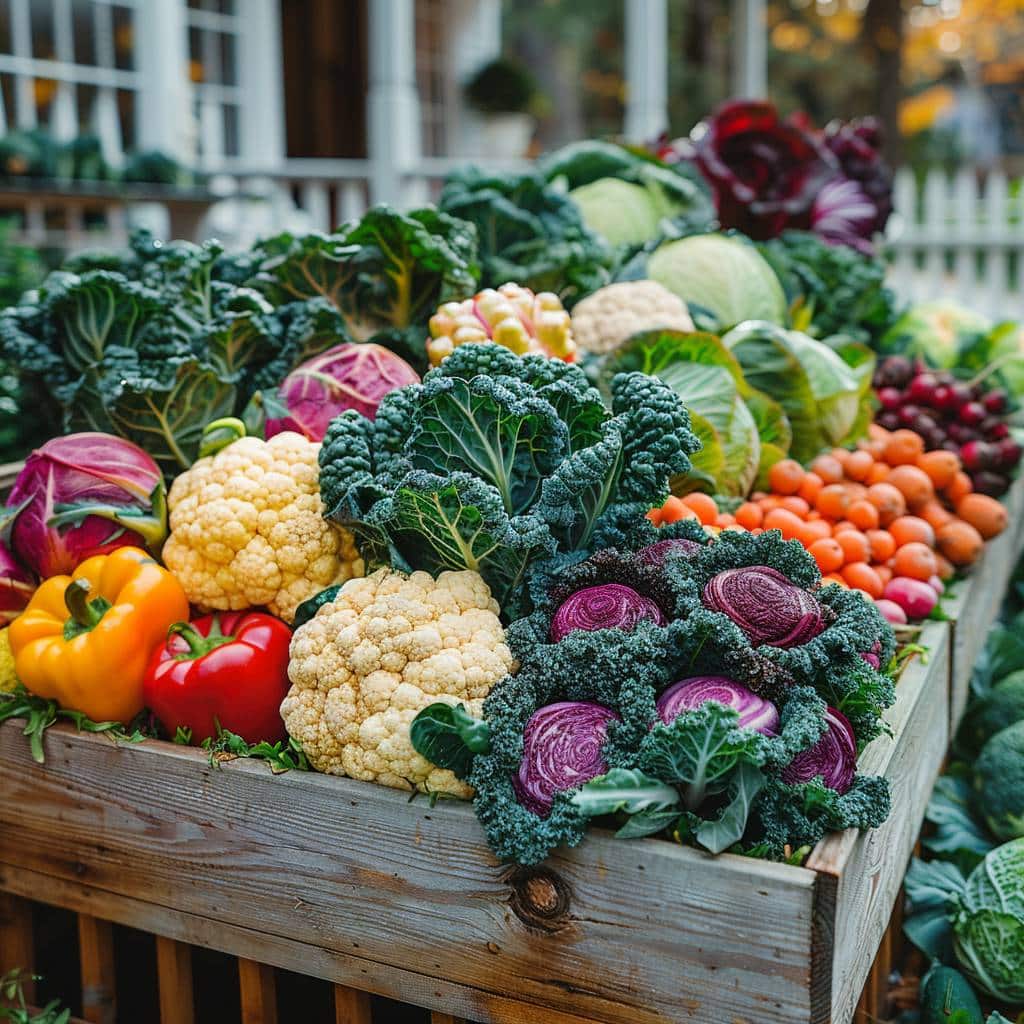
[570, 279, 694, 354]
[281, 567, 514, 798]
[162, 431, 363, 623]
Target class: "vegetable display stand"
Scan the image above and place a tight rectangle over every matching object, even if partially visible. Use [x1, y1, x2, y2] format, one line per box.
[0, 624, 948, 1024]
[943, 473, 1024, 732]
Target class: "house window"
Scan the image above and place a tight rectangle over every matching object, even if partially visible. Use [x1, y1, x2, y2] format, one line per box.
[185, 0, 241, 167]
[0, 0, 140, 154]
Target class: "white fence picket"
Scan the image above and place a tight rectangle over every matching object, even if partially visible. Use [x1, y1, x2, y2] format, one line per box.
[886, 167, 1022, 319]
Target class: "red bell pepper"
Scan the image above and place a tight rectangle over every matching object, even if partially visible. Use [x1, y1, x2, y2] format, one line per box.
[143, 611, 292, 744]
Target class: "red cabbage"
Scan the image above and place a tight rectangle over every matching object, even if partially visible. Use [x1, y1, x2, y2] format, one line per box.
[513, 701, 620, 817]
[782, 706, 856, 794]
[4, 433, 167, 578]
[636, 538, 702, 566]
[657, 676, 779, 735]
[266, 342, 420, 441]
[0, 540, 34, 624]
[702, 565, 824, 648]
[549, 583, 666, 642]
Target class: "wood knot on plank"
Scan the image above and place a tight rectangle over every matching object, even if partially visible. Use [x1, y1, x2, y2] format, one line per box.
[505, 866, 572, 933]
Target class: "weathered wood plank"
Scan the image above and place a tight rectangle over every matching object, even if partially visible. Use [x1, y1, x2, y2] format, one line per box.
[808, 620, 950, 1024]
[0, 723, 818, 1024]
[333, 984, 372, 1024]
[431, 1013, 470, 1024]
[0, 893, 34, 1003]
[945, 474, 1024, 730]
[239, 959, 277, 1024]
[78, 913, 117, 1024]
[156, 936, 195, 1024]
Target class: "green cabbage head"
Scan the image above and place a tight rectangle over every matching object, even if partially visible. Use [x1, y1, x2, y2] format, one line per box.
[953, 837, 1024, 1003]
[646, 234, 787, 332]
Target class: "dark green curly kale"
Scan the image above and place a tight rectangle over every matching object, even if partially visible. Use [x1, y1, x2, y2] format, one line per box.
[318, 343, 700, 619]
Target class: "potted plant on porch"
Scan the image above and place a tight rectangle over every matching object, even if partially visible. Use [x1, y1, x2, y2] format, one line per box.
[464, 56, 541, 158]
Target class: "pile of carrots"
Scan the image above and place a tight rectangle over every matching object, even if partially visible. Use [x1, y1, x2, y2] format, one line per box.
[649, 424, 1009, 623]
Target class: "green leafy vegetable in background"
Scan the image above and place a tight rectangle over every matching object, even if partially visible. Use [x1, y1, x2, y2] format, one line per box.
[723, 320, 873, 463]
[602, 330, 793, 496]
[758, 230, 902, 345]
[253, 205, 478, 336]
[438, 167, 612, 306]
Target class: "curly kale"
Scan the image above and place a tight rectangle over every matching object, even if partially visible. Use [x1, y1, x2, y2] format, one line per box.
[410, 530, 896, 865]
[758, 230, 903, 345]
[669, 529, 896, 711]
[754, 774, 891, 854]
[318, 343, 700, 619]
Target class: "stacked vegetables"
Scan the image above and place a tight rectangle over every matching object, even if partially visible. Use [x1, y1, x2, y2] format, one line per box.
[0, 111, 1020, 881]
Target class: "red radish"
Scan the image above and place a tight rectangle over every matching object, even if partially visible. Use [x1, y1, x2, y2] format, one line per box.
[874, 598, 907, 625]
[883, 576, 938, 619]
[927, 575, 945, 594]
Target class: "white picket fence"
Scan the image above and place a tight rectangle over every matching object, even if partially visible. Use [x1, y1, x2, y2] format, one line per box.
[885, 167, 1024, 321]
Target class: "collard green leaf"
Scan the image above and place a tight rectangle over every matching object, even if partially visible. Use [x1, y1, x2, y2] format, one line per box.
[924, 775, 996, 872]
[694, 762, 767, 854]
[639, 702, 767, 812]
[571, 767, 681, 817]
[410, 702, 492, 779]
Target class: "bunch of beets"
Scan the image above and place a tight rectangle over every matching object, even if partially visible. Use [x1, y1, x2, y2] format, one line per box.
[874, 355, 1021, 497]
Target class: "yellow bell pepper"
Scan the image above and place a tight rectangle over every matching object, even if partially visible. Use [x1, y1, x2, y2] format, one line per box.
[9, 547, 189, 723]
[0, 628, 17, 693]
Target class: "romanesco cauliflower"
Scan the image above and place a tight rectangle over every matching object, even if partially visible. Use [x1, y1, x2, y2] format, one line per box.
[281, 567, 514, 797]
[162, 431, 363, 623]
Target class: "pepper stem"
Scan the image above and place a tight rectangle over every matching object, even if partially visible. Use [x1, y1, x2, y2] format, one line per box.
[65, 580, 104, 629]
[167, 619, 236, 660]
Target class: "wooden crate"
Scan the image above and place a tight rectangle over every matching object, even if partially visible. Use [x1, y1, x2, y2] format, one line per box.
[943, 475, 1024, 732]
[0, 622, 949, 1024]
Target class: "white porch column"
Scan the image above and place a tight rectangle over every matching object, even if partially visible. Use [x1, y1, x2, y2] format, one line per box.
[731, 0, 767, 99]
[367, 0, 423, 208]
[624, 0, 668, 143]
[448, 0, 502, 157]
[239, 0, 286, 166]
[136, 0, 191, 159]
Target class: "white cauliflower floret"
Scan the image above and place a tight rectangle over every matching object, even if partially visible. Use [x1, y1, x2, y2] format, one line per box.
[570, 279, 694, 354]
[162, 432, 363, 623]
[281, 567, 514, 798]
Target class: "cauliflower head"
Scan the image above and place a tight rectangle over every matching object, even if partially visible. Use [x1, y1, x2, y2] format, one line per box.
[571, 279, 694, 354]
[281, 567, 515, 798]
[162, 431, 363, 623]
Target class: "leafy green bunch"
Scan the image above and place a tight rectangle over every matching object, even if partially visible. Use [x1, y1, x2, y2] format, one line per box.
[758, 229, 903, 346]
[317, 342, 700, 620]
[0, 205, 480, 476]
[438, 167, 612, 307]
[414, 531, 895, 865]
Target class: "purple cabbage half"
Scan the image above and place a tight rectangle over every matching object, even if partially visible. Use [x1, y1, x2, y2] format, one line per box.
[0, 539, 34, 624]
[513, 701, 621, 817]
[3, 433, 167, 578]
[656, 676, 780, 736]
[549, 583, 666, 642]
[782, 706, 856, 794]
[702, 565, 824, 649]
[266, 341, 420, 441]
